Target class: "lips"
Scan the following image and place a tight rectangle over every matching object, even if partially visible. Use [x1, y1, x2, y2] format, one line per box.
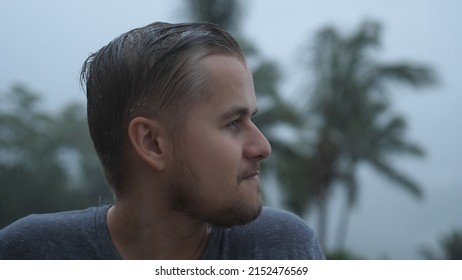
[239, 167, 260, 182]
[243, 170, 259, 179]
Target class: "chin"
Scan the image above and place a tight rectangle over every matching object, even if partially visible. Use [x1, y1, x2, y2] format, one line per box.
[206, 199, 263, 228]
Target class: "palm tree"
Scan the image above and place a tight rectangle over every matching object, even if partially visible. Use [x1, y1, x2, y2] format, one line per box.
[291, 20, 437, 249]
[184, 0, 242, 33]
[421, 228, 462, 260]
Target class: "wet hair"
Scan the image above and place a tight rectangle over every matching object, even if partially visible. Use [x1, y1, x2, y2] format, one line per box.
[80, 22, 245, 189]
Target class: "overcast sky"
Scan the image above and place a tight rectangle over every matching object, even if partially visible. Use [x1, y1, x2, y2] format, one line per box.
[1, 0, 461, 259]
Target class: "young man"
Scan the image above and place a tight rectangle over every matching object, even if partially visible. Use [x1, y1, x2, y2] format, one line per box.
[0, 22, 325, 259]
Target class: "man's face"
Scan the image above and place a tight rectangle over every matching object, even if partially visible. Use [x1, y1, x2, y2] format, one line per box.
[165, 54, 272, 227]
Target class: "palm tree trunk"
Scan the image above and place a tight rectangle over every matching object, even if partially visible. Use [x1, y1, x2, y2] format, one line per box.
[334, 201, 352, 250]
[317, 189, 329, 249]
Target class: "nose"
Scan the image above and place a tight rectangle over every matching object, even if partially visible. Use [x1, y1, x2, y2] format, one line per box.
[243, 123, 272, 161]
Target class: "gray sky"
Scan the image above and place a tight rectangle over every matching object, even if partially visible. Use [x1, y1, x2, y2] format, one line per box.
[1, 0, 461, 259]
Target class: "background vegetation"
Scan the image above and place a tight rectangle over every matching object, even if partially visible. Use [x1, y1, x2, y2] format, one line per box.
[1, 0, 459, 260]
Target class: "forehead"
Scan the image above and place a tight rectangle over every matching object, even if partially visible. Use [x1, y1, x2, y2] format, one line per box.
[195, 54, 256, 111]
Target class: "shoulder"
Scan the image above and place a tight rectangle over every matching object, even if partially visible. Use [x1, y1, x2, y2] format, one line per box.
[246, 207, 317, 244]
[1, 207, 101, 235]
[0, 206, 109, 259]
[255, 207, 313, 234]
[225, 207, 325, 259]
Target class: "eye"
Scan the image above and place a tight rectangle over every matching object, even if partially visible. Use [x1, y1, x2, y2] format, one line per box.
[226, 118, 242, 130]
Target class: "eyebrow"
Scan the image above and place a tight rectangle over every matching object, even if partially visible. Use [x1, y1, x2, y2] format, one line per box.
[220, 106, 258, 120]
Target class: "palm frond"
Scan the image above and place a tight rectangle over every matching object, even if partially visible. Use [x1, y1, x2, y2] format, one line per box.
[367, 155, 423, 198]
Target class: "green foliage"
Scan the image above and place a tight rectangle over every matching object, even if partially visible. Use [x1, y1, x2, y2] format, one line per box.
[421, 228, 462, 260]
[185, 0, 243, 33]
[325, 249, 364, 260]
[440, 230, 462, 260]
[0, 84, 112, 228]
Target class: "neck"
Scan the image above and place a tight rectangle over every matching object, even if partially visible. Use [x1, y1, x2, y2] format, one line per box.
[107, 196, 210, 260]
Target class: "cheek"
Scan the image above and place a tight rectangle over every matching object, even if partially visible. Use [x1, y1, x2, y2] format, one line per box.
[185, 129, 242, 183]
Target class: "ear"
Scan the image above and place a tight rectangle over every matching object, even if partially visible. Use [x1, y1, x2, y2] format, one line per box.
[128, 117, 169, 171]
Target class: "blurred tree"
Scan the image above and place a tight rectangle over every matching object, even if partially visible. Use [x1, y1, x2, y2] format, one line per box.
[50, 101, 112, 205]
[292, 20, 437, 249]
[421, 228, 462, 260]
[325, 249, 364, 260]
[185, 0, 242, 34]
[182, 0, 306, 203]
[0, 84, 111, 228]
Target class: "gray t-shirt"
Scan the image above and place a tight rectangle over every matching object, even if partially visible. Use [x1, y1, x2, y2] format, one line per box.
[0, 206, 325, 260]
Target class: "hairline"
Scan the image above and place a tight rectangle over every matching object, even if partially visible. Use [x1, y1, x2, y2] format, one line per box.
[159, 50, 247, 144]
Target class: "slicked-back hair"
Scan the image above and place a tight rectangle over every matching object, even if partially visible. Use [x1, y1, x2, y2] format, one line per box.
[80, 22, 245, 189]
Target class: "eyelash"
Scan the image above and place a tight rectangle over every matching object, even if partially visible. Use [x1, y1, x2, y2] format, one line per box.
[227, 118, 242, 130]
